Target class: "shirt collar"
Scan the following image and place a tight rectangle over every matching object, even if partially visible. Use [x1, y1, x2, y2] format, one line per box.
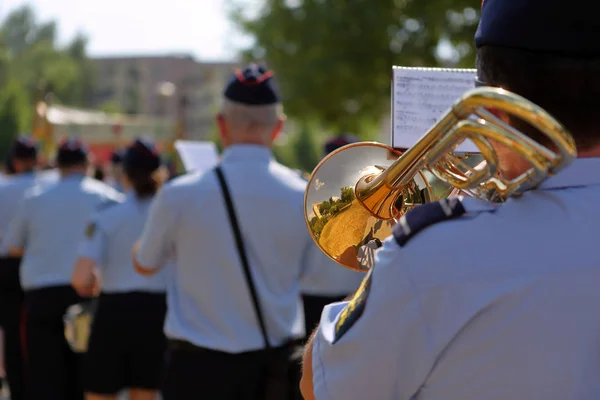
[126, 192, 153, 208]
[539, 158, 600, 190]
[221, 144, 273, 164]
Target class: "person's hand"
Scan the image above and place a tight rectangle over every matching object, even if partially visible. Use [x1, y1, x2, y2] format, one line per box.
[72, 258, 100, 298]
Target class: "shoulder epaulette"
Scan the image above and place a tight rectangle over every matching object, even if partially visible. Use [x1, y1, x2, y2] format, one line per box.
[393, 197, 466, 247]
[97, 198, 120, 212]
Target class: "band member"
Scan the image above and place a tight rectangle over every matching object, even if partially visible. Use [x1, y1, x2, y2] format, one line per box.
[301, 0, 600, 398]
[4, 137, 123, 400]
[72, 138, 167, 400]
[301, 133, 364, 335]
[106, 150, 125, 192]
[0, 137, 43, 400]
[323, 133, 359, 155]
[133, 64, 337, 400]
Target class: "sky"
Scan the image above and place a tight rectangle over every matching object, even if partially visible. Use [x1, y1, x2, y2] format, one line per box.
[0, 0, 258, 61]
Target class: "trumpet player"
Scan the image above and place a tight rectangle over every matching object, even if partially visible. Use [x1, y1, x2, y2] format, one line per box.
[72, 138, 167, 400]
[300, 0, 600, 399]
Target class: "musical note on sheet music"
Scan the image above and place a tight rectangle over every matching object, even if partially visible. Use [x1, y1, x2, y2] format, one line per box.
[392, 67, 478, 152]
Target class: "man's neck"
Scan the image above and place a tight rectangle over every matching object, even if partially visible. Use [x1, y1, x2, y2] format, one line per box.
[577, 146, 600, 158]
[223, 140, 271, 149]
[60, 168, 87, 178]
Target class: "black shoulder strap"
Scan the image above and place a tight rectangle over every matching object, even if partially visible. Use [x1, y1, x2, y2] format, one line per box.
[215, 166, 271, 349]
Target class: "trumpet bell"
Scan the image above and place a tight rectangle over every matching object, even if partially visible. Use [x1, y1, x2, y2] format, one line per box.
[304, 142, 433, 272]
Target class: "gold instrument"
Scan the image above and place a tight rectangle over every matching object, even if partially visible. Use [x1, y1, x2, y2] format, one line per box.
[304, 87, 576, 272]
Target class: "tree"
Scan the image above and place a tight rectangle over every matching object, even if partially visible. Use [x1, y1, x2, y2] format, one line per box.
[65, 34, 97, 105]
[230, 0, 481, 132]
[98, 100, 123, 114]
[0, 5, 96, 108]
[125, 66, 141, 114]
[292, 122, 320, 172]
[0, 5, 96, 162]
[0, 79, 28, 161]
[340, 186, 354, 203]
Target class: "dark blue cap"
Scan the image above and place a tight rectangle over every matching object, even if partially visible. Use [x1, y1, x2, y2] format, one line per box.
[475, 0, 600, 56]
[324, 133, 360, 155]
[56, 136, 88, 166]
[123, 137, 161, 173]
[4, 158, 15, 174]
[224, 63, 281, 105]
[9, 137, 38, 160]
[110, 150, 124, 165]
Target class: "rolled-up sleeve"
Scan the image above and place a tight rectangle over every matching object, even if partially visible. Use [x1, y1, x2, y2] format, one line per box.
[4, 199, 29, 250]
[78, 219, 108, 267]
[136, 189, 175, 270]
[311, 237, 435, 400]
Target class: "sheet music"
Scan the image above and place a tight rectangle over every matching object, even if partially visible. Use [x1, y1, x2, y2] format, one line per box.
[174, 140, 219, 172]
[392, 67, 478, 152]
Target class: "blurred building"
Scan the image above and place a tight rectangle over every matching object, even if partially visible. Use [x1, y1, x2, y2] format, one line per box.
[90, 54, 238, 140]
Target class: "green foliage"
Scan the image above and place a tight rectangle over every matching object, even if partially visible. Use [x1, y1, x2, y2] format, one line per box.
[98, 100, 123, 114]
[272, 121, 322, 172]
[0, 79, 28, 160]
[341, 186, 354, 203]
[230, 0, 480, 133]
[0, 5, 95, 161]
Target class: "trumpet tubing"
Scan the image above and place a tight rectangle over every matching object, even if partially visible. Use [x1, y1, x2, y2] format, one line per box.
[304, 87, 576, 272]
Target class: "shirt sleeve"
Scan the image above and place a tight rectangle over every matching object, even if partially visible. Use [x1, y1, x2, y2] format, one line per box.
[135, 189, 175, 269]
[300, 239, 325, 280]
[311, 236, 436, 400]
[78, 219, 108, 268]
[4, 199, 29, 250]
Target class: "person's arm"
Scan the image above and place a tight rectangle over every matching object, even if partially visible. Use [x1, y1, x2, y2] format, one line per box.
[300, 329, 319, 400]
[72, 257, 101, 297]
[5, 199, 29, 257]
[132, 189, 174, 276]
[300, 237, 436, 400]
[72, 220, 106, 297]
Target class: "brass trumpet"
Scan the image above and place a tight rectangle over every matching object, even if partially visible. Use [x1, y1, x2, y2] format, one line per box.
[304, 87, 576, 272]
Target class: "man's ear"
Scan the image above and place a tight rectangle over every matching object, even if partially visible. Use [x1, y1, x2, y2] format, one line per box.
[271, 116, 286, 141]
[216, 114, 227, 143]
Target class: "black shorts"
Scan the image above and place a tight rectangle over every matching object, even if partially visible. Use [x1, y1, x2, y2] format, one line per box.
[24, 285, 85, 400]
[0, 256, 23, 294]
[84, 291, 167, 395]
[162, 341, 268, 400]
[162, 339, 304, 400]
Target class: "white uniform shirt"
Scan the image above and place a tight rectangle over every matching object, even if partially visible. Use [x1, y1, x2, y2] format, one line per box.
[4, 174, 124, 290]
[312, 158, 600, 400]
[78, 193, 167, 293]
[0, 172, 57, 255]
[136, 144, 342, 353]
